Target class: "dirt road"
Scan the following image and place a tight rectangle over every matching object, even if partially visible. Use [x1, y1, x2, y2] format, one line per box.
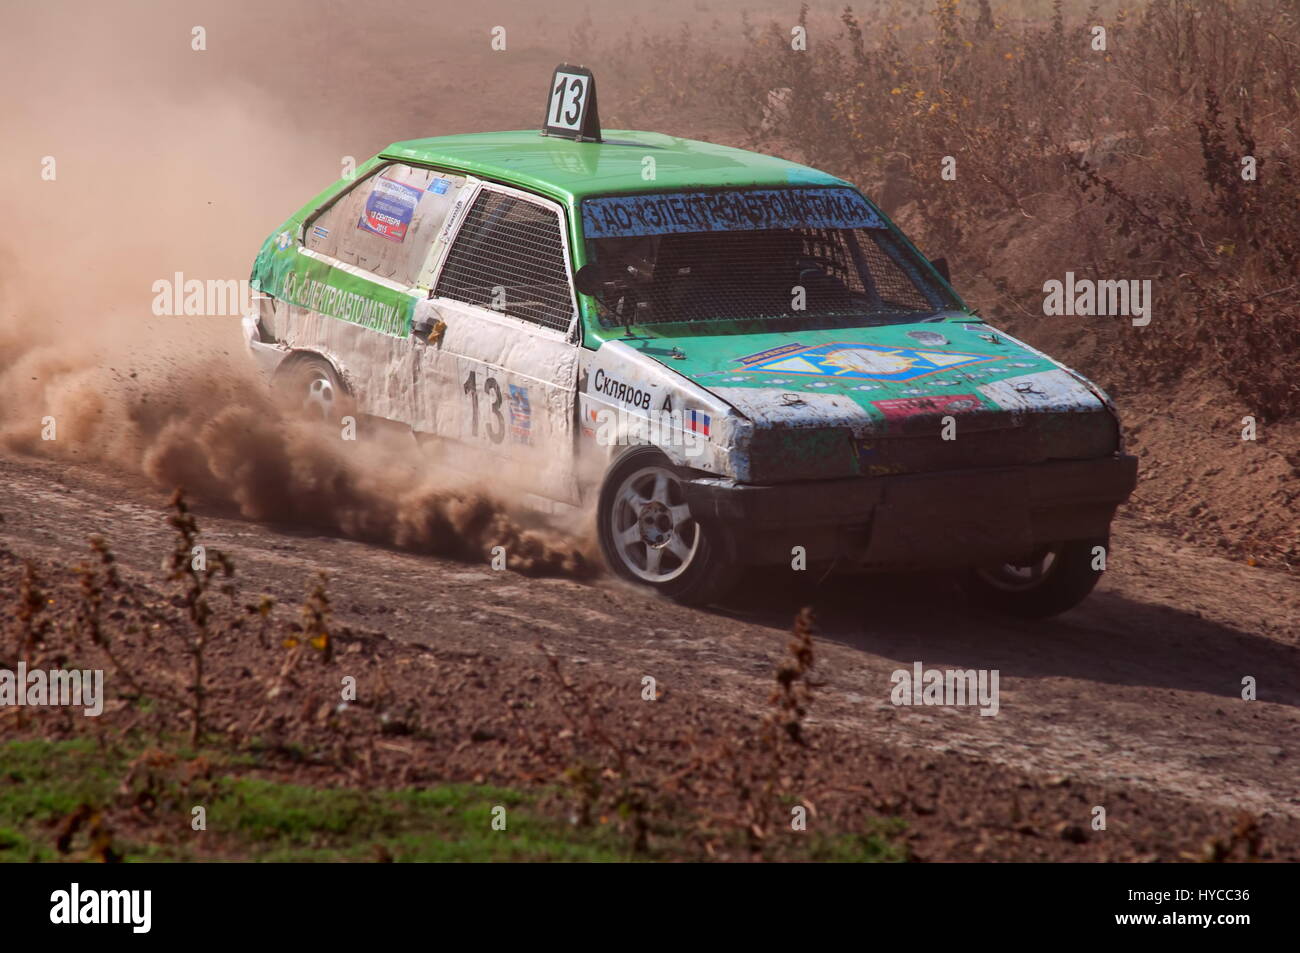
[3, 448, 1295, 839]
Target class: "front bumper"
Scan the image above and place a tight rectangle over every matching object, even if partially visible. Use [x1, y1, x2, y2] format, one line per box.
[684, 454, 1138, 569]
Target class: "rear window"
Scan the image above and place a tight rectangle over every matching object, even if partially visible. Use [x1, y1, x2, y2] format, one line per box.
[305, 162, 468, 288]
[580, 188, 957, 329]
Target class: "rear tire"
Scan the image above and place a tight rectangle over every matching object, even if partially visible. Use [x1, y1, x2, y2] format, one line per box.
[275, 354, 352, 424]
[596, 446, 738, 606]
[962, 537, 1107, 619]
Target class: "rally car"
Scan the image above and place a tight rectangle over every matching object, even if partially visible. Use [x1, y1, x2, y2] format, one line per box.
[243, 66, 1136, 617]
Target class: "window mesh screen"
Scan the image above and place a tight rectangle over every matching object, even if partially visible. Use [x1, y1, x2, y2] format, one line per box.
[435, 191, 574, 331]
[588, 227, 942, 327]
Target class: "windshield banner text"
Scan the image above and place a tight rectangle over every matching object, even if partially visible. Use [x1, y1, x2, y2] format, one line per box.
[581, 187, 883, 238]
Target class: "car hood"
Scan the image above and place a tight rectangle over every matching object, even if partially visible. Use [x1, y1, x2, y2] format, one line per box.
[614, 319, 1118, 482]
[619, 319, 1107, 431]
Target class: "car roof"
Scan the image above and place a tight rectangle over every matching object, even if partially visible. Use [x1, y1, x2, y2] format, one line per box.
[380, 130, 850, 206]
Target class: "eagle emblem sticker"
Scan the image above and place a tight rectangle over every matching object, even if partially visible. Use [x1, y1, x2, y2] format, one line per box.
[735, 342, 1002, 382]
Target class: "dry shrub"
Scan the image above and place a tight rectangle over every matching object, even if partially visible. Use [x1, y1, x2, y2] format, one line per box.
[537, 607, 823, 859]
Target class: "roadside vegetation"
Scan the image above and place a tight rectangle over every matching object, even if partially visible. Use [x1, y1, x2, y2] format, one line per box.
[1, 490, 1282, 862]
[0, 493, 907, 862]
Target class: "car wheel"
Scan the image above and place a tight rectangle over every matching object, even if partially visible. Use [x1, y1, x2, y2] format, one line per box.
[597, 446, 737, 605]
[962, 537, 1107, 619]
[276, 354, 351, 424]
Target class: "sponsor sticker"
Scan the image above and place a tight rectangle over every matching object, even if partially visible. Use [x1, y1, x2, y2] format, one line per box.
[508, 385, 532, 444]
[736, 342, 807, 367]
[872, 394, 982, 420]
[428, 178, 451, 194]
[358, 176, 423, 243]
[581, 187, 883, 238]
[438, 195, 469, 244]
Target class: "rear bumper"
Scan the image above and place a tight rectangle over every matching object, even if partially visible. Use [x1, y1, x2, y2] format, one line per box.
[684, 455, 1138, 568]
[241, 315, 289, 379]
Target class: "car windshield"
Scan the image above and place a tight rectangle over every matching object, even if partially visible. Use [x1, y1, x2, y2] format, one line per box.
[580, 188, 959, 331]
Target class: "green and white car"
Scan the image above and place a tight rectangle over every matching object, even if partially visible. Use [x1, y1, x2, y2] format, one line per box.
[244, 68, 1136, 616]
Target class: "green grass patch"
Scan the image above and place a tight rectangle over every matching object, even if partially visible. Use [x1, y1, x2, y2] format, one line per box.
[0, 739, 629, 862]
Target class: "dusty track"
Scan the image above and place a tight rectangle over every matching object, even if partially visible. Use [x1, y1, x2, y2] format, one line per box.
[3, 450, 1295, 830]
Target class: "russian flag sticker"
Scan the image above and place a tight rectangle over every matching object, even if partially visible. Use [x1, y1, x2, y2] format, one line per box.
[686, 409, 711, 436]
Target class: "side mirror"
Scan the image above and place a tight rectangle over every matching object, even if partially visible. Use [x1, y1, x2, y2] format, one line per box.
[931, 256, 952, 285]
[574, 264, 602, 297]
[574, 262, 625, 296]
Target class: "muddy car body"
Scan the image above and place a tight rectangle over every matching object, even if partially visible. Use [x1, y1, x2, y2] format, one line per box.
[245, 74, 1136, 615]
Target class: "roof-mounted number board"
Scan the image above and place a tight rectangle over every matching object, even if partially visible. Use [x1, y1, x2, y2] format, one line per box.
[542, 64, 602, 142]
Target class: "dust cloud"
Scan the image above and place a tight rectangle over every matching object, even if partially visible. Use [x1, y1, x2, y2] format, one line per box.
[0, 1, 602, 578]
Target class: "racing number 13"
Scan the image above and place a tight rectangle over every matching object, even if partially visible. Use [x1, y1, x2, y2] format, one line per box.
[550, 74, 587, 128]
[463, 370, 505, 443]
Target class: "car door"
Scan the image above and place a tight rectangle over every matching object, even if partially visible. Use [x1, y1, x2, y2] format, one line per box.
[422, 183, 582, 506]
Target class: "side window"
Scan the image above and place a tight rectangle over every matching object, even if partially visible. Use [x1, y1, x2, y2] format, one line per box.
[305, 163, 468, 288]
[435, 189, 574, 332]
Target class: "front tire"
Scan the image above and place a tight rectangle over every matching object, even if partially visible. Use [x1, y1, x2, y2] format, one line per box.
[596, 447, 738, 605]
[962, 537, 1107, 619]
